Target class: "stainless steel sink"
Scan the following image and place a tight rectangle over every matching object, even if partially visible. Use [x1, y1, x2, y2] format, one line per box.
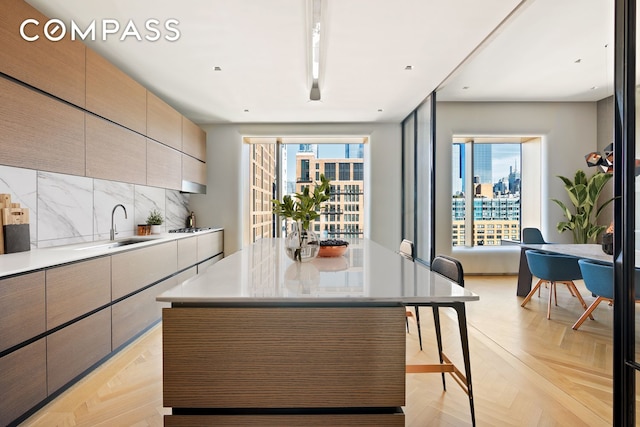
[74, 237, 160, 251]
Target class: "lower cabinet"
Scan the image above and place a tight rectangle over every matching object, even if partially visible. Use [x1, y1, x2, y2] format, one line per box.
[0, 230, 223, 425]
[46, 308, 112, 394]
[0, 339, 46, 427]
[112, 275, 179, 349]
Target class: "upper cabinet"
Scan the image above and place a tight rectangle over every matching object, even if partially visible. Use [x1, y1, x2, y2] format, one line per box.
[86, 48, 147, 134]
[182, 116, 207, 161]
[0, 0, 85, 107]
[147, 92, 182, 150]
[0, 77, 85, 176]
[85, 114, 147, 185]
[147, 139, 182, 190]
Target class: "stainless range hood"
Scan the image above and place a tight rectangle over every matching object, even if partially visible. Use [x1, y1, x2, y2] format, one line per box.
[181, 180, 206, 194]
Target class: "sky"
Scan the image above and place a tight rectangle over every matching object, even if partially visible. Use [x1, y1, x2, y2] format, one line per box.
[491, 144, 521, 182]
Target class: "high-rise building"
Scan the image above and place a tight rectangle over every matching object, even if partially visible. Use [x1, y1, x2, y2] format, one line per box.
[295, 151, 364, 239]
[473, 144, 492, 184]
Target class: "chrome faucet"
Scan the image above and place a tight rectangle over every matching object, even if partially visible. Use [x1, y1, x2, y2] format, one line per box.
[110, 204, 127, 240]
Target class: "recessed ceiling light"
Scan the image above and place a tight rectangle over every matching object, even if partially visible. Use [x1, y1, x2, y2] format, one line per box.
[213, 66, 222, 71]
[591, 86, 598, 90]
[404, 65, 413, 71]
[244, 109, 249, 113]
[462, 86, 470, 90]
[574, 59, 581, 64]
[377, 108, 383, 112]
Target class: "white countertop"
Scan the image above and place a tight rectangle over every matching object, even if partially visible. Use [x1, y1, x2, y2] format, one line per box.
[157, 238, 479, 306]
[0, 228, 223, 278]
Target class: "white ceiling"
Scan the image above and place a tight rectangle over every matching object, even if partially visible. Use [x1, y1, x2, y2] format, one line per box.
[25, 0, 614, 124]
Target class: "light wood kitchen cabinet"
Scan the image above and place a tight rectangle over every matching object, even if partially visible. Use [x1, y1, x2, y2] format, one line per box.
[197, 230, 224, 263]
[182, 154, 207, 187]
[182, 116, 206, 161]
[85, 114, 147, 185]
[46, 308, 111, 395]
[147, 140, 182, 190]
[112, 272, 185, 350]
[197, 254, 223, 274]
[0, 271, 45, 353]
[0, 77, 85, 176]
[86, 48, 147, 134]
[0, 339, 46, 427]
[147, 92, 182, 150]
[45, 257, 111, 330]
[111, 241, 178, 300]
[0, 0, 86, 107]
[177, 236, 198, 270]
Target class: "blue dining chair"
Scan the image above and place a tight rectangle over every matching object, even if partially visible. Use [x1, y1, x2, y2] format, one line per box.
[521, 250, 591, 320]
[573, 259, 640, 330]
[522, 227, 548, 244]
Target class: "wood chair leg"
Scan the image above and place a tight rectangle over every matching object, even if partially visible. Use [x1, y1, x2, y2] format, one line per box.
[521, 280, 544, 307]
[572, 297, 607, 330]
[547, 282, 555, 319]
[565, 281, 594, 320]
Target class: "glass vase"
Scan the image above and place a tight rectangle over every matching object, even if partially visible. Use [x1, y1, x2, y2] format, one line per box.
[285, 221, 320, 262]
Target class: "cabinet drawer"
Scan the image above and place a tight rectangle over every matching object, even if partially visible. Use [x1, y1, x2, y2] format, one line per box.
[177, 237, 198, 270]
[0, 339, 46, 427]
[112, 241, 177, 300]
[197, 231, 223, 263]
[0, 271, 45, 352]
[46, 257, 111, 329]
[164, 413, 404, 426]
[197, 254, 223, 274]
[112, 275, 179, 349]
[47, 308, 111, 395]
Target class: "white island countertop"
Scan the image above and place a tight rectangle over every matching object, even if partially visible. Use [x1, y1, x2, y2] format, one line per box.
[157, 238, 479, 306]
[0, 228, 223, 279]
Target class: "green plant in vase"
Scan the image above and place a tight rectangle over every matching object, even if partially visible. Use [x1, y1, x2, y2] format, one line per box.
[146, 209, 164, 225]
[272, 174, 331, 261]
[552, 169, 614, 243]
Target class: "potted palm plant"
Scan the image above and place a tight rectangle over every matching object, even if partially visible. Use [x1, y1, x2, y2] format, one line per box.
[272, 174, 331, 261]
[552, 170, 614, 243]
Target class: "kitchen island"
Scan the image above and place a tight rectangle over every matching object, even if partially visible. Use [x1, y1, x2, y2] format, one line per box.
[157, 238, 479, 426]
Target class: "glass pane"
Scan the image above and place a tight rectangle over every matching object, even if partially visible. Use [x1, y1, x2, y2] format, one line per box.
[416, 99, 431, 261]
[471, 143, 520, 246]
[452, 142, 466, 246]
[284, 143, 365, 240]
[402, 115, 415, 242]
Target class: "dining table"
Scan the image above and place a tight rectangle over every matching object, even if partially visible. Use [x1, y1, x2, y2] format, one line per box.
[157, 237, 479, 426]
[514, 243, 614, 296]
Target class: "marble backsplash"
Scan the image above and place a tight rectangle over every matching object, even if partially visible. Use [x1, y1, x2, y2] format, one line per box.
[0, 165, 190, 248]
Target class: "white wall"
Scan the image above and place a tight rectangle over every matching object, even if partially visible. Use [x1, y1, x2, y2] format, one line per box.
[436, 101, 598, 274]
[191, 123, 402, 256]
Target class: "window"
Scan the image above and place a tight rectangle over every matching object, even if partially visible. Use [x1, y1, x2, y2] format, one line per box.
[353, 163, 363, 181]
[248, 141, 366, 242]
[300, 159, 310, 182]
[324, 163, 336, 180]
[339, 163, 350, 180]
[452, 140, 521, 247]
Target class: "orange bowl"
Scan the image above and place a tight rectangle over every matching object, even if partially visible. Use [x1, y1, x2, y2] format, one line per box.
[318, 244, 348, 257]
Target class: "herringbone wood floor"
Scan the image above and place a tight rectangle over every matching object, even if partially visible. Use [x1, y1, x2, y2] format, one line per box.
[21, 276, 640, 426]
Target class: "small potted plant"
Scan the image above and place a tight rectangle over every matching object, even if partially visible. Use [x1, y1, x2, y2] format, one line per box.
[146, 209, 164, 234]
[272, 174, 331, 261]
